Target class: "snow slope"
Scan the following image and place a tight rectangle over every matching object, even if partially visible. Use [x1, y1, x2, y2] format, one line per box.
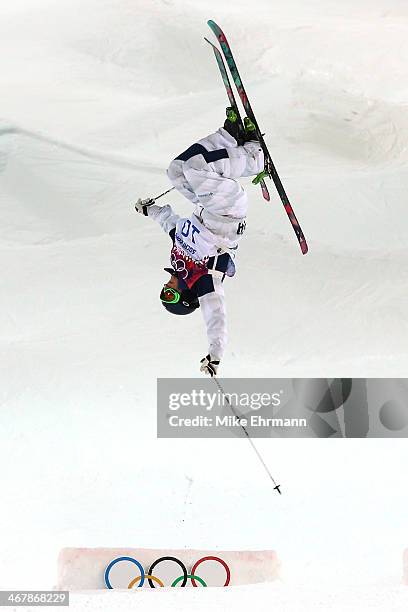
[1, 0, 408, 609]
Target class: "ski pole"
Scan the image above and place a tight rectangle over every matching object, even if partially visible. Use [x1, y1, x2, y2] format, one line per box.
[153, 186, 175, 201]
[212, 376, 282, 495]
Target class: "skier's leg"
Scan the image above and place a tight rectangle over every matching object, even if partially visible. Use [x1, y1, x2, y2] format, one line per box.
[184, 166, 247, 219]
[167, 159, 199, 205]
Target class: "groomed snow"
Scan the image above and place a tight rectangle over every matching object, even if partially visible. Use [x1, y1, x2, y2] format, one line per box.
[1, 0, 408, 609]
[63, 583, 408, 612]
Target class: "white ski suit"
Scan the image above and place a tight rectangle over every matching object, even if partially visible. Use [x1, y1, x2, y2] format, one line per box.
[149, 127, 264, 361]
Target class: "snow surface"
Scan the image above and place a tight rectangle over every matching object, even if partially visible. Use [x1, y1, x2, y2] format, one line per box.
[1, 0, 408, 609]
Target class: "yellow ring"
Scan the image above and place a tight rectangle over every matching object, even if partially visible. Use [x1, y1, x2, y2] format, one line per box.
[128, 574, 164, 589]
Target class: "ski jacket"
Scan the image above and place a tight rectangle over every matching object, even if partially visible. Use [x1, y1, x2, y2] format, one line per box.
[147, 203, 233, 361]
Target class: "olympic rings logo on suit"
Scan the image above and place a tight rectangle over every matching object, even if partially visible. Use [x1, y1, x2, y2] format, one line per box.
[170, 252, 188, 280]
[104, 555, 231, 588]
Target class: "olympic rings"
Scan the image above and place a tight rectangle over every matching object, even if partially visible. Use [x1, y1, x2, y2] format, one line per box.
[104, 555, 231, 589]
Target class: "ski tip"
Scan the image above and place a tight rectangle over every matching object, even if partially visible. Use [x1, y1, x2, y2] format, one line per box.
[207, 19, 219, 31]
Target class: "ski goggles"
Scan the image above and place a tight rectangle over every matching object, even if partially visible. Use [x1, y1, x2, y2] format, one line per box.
[160, 286, 181, 304]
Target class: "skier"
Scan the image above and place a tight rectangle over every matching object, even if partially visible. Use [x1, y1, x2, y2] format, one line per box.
[135, 109, 264, 376]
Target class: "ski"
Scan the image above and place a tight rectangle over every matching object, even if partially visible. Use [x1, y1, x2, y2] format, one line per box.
[205, 37, 270, 202]
[207, 20, 308, 255]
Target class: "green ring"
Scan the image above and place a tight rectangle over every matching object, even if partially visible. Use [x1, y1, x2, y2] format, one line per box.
[171, 574, 207, 587]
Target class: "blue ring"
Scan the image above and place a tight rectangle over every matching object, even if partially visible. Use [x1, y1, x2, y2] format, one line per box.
[104, 556, 145, 589]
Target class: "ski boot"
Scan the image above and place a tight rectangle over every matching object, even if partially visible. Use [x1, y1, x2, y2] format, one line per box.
[243, 116, 258, 141]
[223, 107, 245, 142]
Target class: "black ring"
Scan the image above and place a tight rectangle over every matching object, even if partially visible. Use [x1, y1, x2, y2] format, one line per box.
[147, 556, 188, 588]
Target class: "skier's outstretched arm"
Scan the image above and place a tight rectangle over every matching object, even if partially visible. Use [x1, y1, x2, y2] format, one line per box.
[199, 277, 227, 376]
[135, 199, 180, 233]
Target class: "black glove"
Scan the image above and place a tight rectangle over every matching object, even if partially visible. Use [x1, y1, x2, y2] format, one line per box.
[200, 354, 220, 377]
[134, 197, 155, 216]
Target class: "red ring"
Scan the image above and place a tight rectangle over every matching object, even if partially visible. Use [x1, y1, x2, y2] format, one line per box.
[190, 556, 230, 587]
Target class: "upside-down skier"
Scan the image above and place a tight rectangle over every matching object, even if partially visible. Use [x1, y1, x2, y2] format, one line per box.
[135, 109, 264, 376]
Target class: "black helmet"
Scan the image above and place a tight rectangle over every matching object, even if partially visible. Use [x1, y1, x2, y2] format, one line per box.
[160, 268, 199, 316]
